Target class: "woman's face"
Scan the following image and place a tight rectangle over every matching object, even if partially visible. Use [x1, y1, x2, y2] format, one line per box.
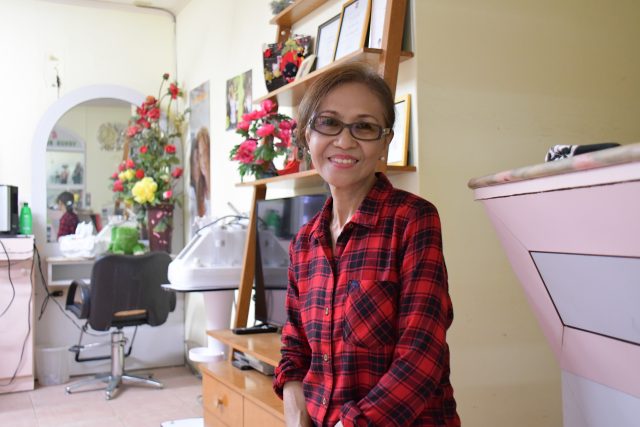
[306, 82, 391, 193]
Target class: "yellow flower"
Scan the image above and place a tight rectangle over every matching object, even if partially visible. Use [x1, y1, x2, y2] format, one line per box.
[131, 177, 157, 204]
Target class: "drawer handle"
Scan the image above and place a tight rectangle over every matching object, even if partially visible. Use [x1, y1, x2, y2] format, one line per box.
[215, 396, 225, 408]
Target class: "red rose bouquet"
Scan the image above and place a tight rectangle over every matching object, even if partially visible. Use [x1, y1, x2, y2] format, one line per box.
[229, 99, 297, 181]
[109, 73, 188, 207]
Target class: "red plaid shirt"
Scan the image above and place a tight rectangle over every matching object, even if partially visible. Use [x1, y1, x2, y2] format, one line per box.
[274, 174, 460, 427]
[57, 211, 79, 239]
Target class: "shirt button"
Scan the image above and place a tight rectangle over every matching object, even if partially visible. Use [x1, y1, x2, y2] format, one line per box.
[322, 397, 327, 406]
[323, 353, 329, 362]
[324, 307, 329, 316]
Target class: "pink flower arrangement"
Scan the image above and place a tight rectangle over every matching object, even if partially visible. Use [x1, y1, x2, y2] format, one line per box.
[229, 99, 296, 181]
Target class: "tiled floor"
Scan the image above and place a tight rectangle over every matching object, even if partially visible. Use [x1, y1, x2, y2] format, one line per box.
[0, 366, 203, 427]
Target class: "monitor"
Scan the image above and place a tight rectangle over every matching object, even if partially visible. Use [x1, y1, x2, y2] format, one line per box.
[254, 193, 328, 329]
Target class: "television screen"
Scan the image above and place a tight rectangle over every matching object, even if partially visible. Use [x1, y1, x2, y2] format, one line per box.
[254, 193, 328, 328]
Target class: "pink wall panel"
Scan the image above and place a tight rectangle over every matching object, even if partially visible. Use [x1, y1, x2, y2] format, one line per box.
[561, 327, 640, 398]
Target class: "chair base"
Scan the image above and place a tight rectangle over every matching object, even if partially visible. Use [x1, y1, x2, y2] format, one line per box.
[65, 372, 163, 400]
[65, 329, 163, 400]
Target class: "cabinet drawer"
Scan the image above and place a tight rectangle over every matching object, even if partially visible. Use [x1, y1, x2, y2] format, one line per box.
[203, 373, 243, 426]
[244, 400, 284, 427]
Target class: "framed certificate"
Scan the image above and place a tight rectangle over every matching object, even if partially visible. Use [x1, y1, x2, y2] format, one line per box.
[315, 14, 340, 70]
[334, 0, 372, 61]
[387, 94, 411, 166]
[367, 0, 387, 49]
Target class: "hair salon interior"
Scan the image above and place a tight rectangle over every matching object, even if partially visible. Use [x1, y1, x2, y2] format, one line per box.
[0, 0, 639, 426]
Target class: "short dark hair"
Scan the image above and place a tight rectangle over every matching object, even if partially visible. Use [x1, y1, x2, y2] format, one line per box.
[295, 62, 395, 149]
[57, 191, 75, 213]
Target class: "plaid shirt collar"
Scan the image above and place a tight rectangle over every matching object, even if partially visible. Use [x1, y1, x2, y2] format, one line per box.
[310, 172, 392, 241]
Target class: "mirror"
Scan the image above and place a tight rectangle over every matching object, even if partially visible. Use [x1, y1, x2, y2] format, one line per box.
[32, 85, 144, 255]
[45, 99, 133, 242]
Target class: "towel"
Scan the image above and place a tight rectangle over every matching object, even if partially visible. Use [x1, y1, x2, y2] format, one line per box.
[545, 142, 620, 162]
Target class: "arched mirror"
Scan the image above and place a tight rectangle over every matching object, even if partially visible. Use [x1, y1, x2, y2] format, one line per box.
[46, 99, 133, 242]
[32, 85, 144, 255]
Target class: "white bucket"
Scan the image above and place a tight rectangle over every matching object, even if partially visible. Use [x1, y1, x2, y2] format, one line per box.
[35, 346, 70, 386]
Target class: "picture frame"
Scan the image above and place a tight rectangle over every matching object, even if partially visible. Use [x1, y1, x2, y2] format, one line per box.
[367, 0, 387, 49]
[387, 94, 411, 166]
[295, 54, 317, 79]
[334, 0, 372, 61]
[315, 13, 340, 70]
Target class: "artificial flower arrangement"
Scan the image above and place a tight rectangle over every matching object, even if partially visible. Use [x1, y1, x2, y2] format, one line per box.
[110, 73, 188, 208]
[229, 99, 297, 181]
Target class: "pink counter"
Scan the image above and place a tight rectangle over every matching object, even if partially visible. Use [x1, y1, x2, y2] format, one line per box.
[469, 143, 640, 426]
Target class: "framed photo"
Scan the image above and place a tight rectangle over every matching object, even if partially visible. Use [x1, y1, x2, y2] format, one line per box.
[334, 0, 372, 61]
[226, 70, 252, 131]
[387, 94, 411, 166]
[367, 0, 387, 49]
[262, 35, 313, 92]
[296, 54, 316, 79]
[315, 14, 340, 70]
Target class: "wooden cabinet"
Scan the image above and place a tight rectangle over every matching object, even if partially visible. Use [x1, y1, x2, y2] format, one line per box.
[203, 1, 412, 425]
[0, 237, 35, 394]
[203, 332, 284, 427]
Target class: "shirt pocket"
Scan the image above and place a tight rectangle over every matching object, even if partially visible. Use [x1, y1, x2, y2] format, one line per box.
[342, 280, 398, 348]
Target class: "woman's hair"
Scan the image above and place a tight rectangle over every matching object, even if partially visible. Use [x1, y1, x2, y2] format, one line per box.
[57, 191, 75, 213]
[295, 62, 396, 149]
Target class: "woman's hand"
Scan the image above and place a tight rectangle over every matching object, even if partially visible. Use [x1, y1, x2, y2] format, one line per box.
[283, 381, 311, 427]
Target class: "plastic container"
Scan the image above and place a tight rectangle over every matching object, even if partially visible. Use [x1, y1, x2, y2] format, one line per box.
[19, 202, 32, 235]
[35, 346, 70, 386]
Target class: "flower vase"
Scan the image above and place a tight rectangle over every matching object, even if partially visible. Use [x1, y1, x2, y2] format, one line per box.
[256, 161, 279, 179]
[147, 203, 174, 253]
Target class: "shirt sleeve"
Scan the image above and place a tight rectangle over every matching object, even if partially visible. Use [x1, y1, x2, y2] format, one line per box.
[340, 205, 453, 426]
[273, 239, 312, 398]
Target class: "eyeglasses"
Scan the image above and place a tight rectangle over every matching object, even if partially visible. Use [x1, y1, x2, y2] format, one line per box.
[309, 114, 391, 141]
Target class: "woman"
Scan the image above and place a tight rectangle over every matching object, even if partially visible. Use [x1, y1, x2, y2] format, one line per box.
[56, 191, 79, 239]
[273, 63, 460, 427]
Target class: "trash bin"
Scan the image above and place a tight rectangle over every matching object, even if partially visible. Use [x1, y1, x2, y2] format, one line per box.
[35, 346, 70, 386]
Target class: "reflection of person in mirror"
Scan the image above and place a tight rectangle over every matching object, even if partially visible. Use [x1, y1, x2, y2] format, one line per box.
[72, 162, 83, 184]
[56, 191, 79, 239]
[274, 63, 460, 427]
[190, 127, 210, 219]
[58, 164, 69, 184]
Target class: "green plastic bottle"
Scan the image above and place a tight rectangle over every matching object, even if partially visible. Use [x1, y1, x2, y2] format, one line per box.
[19, 202, 32, 235]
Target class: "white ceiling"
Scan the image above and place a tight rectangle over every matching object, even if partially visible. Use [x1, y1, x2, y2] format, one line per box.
[42, 0, 192, 15]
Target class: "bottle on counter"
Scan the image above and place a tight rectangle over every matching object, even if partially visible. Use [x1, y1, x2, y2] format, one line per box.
[19, 202, 32, 235]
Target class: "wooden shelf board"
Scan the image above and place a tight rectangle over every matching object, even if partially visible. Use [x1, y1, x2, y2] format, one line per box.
[235, 165, 416, 188]
[255, 48, 414, 106]
[202, 360, 284, 421]
[208, 329, 282, 367]
[270, 0, 328, 27]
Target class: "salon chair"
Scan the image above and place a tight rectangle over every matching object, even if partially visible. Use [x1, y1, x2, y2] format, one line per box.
[64, 252, 176, 400]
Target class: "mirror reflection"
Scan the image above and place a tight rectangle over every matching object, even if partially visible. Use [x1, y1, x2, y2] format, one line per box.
[46, 99, 134, 242]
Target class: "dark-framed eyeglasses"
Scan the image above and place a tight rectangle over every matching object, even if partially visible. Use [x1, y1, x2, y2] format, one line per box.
[308, 114, 392, 141]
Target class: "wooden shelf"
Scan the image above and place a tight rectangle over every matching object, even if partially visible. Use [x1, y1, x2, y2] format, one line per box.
[255, 48, 414, 106]
[270, 0, 328, 27]
[208, 329, 282, 367]
[202, 360, 284, 421]
[235, 165, 416, 188]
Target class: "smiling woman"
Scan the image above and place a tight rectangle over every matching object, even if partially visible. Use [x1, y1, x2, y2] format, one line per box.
[274, 63, 461, 427]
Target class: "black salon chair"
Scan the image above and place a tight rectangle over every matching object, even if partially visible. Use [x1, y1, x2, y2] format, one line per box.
[64, 252, 175, 400]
